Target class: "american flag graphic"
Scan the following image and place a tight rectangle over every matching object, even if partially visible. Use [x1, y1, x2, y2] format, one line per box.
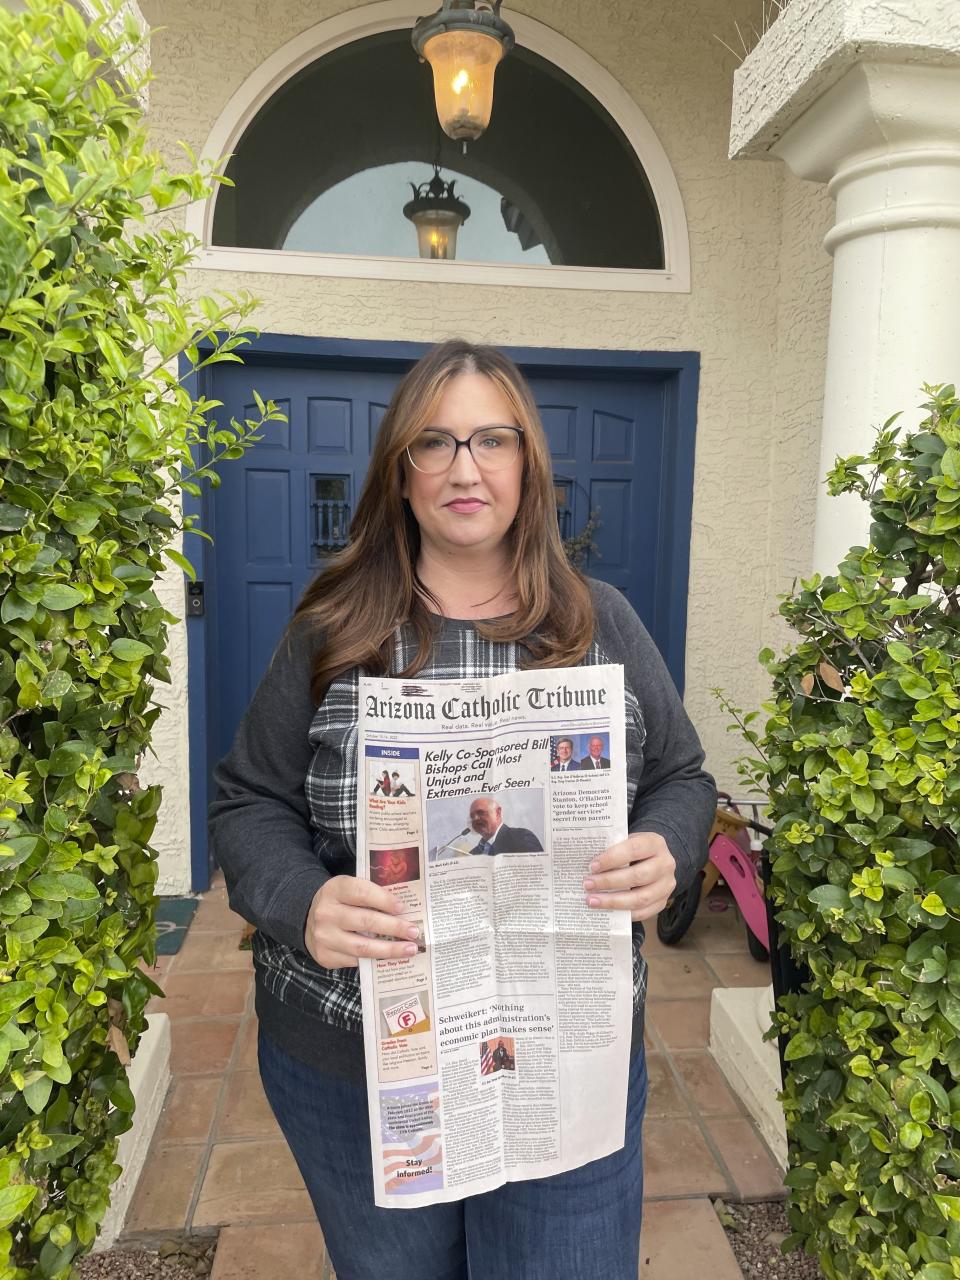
[549, 735, 565, 769]
[380, 1084, 444, 1195]
[480, 1040, 495, 1075]
[383, 1129, 445, 1193]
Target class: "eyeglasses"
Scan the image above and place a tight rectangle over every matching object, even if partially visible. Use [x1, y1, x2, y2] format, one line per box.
[405, 426, 524, 474]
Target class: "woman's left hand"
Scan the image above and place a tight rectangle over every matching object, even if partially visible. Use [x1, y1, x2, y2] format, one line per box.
[583, 832, 677, 922]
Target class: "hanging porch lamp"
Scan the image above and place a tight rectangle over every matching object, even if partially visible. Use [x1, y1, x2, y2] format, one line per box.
[412, 1, 515, 144]
[404, 166, 471, 259]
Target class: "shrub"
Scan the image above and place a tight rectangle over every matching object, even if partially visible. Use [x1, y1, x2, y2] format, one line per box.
[0, 3, 276, 1275]
[726, 385, 960, 1279]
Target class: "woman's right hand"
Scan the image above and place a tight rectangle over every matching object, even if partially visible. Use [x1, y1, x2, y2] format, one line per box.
[304, 876, 422, 969]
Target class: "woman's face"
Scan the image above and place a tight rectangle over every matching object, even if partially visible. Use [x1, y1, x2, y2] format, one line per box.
[401, 372, 523, 563]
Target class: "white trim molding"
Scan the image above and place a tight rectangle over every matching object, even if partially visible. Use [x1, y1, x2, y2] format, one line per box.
[183, 1, 690, 293]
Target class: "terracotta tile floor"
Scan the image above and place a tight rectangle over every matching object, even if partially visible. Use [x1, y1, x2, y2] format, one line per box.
[125, 877, 783, 1276]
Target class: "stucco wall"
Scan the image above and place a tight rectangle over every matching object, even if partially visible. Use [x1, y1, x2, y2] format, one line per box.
[138, 0, 833, 891]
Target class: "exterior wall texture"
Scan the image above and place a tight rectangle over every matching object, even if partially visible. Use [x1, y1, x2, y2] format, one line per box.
[138, 0, 833, 891]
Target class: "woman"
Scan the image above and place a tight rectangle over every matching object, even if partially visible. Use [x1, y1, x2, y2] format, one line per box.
[209, 339, 716, 1280]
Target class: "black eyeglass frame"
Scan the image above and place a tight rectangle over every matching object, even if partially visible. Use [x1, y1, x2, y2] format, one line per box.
[405, 425, 525, 474]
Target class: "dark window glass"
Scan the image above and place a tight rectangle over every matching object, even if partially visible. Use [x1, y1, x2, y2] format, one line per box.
[311, 475, 351, 560]
[213, 33, 663, 270]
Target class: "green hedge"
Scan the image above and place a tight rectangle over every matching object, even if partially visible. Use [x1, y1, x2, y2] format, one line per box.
[728, 385, 960, 1279]
[0, 4, 276, 1275]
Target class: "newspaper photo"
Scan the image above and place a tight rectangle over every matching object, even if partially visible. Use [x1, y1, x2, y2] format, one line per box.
[356, 664, 632, 1209]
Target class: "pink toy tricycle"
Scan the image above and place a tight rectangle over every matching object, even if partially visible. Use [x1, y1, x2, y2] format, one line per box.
[656, 793, 773, 960]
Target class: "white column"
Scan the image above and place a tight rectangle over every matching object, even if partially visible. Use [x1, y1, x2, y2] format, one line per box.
[714, 4, 960, 1133]
[773, 63, 960, 573]
[729, 0, 960, 575]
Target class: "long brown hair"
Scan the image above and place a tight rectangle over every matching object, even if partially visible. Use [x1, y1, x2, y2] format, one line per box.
[293, 339, 595, 702]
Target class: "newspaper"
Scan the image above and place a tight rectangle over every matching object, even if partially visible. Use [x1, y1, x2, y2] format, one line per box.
[356, 664, 632, 1208]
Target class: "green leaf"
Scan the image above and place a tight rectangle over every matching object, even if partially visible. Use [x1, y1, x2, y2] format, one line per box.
[0, 502, 29, 530]
[783, 1165, 818, 1189]
[881, 866, 917, 892]
[109, 638, 153, 662]
[60, 897, 101, 926]
[784, 1032, 818, 1061]
[9, 917, 49, 946]
[887, 837, 936, 861]
[0, 1184, 38, 1230]
[899, 671, 934, 698]
[938, 990, 960, 1031]
[40, 584, 85, 611]
[934, 1195, 960, 1222]
[23, 1074, 53, 1115]
[913, 1070, 951, 1113]
[0, 982, 35, 1025]
[921, 893, 947, 917]
[910, 1091, 932, 1122]
[887, 641, 914, 664]
[48, 743, 88, 776]
[808, 884, 850, 912]
[94, 329, 128, 378]
[822, 592, 852, 612]
[935, 875, 960, 908]
[2, 591, 37, 622]
[41, 671, 72, 700]
[28, 875, 70, 903]
[163, 546, 196, 578]
[31, 1134, 82, 1165]
[0, 835, 42, 868]
[55, 873, 98, 901]
[899, 1121, 923, 1149]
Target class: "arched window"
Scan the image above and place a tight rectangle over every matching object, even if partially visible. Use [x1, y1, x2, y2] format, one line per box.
[212, 33, 663, 271]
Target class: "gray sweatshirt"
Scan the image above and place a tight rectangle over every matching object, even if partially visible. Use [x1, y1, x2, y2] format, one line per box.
[209, 579, 716, 1077]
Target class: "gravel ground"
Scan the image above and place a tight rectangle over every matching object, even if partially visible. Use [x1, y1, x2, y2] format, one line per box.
[77, 1237, 217, 1280]
[721, 1200, 823, 1279]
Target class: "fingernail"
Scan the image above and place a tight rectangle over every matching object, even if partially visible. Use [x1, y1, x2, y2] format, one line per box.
[583, 878, 595, 890]
[403, 944, 418, 956]
[406, 924, 422, 940]
[590, 860, 599, 872]
[587, 896, 600, 907]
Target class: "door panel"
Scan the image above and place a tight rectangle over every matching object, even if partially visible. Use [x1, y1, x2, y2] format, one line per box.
[535, 376, 665, 626]
[210, 366, 397, 761]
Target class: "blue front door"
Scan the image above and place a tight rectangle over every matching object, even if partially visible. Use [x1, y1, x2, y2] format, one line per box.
[208, 365, 397, 765]
[191, 339, 698, 887]
[536, 375, 666, 629]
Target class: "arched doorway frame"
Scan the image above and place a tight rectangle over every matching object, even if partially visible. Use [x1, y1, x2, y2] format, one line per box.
[184, 1, 691, 293]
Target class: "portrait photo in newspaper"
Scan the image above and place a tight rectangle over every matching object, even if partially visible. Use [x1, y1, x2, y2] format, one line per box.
[427, 790, 546, 861]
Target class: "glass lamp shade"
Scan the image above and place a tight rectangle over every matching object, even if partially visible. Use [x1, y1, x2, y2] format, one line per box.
[422, 29, 505, 141]
[408, 206, 465, 260]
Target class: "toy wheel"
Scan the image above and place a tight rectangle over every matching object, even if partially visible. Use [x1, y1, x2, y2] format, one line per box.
[656, 872, 702, 945]
[746, 924, 769, 963]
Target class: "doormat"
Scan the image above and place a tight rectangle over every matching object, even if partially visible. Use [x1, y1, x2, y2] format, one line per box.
[155, 897, 199, 955]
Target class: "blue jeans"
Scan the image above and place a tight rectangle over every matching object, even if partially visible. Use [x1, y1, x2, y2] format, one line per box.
[258, 1026, 647, 1280]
